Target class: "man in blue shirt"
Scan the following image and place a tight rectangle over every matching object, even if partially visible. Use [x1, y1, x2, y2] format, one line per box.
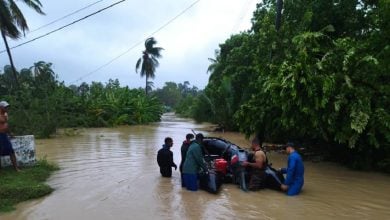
[280, 142, 304, 196]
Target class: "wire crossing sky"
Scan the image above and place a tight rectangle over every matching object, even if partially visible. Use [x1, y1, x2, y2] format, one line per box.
[0, 0, 258, 89]
[0, 0, 127, 54]
[28, 0, 105, 33]
[70, 0, 202, 84]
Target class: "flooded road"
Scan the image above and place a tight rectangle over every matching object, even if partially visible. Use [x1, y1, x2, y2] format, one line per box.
[1, 113, 390, 219]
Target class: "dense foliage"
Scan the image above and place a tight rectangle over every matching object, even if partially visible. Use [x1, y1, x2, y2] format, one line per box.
[191, 0, 389, 171]
[0, 62, 164, 138]
[152, 81, 201, 116]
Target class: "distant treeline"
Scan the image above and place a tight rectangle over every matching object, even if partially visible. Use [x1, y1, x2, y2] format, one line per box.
[0, 62, 163, 138]
[173, 0, 390, 172]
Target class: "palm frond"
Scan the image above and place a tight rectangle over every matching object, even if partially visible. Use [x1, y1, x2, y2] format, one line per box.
[21, 0, 45, 14]
[9, 0, 29, 32]
[145, 37, 157, 51]
[135, 58, 142, 73]
[149, 47, 164, 58]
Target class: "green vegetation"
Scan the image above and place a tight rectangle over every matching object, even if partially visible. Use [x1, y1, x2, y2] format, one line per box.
[0, 159, 59, 212]
[183, 0, 389, 172]
[0, 62, 164, 138]
[152, 81, 201, 116]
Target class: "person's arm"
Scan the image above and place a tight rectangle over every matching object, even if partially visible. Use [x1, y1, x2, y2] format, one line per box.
[157, 150, 162, 167]
[169, 151, 177, 169]
[181, 144, 186, 160]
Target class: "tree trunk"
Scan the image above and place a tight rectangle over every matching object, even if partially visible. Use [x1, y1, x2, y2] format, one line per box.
[145, 75, 148, 95]
[1, 30, 19, 86]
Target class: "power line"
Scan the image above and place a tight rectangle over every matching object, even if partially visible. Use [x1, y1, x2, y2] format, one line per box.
[29, 0, 105, 33]
[0, 0, 127, 54]
[231, 0, 254, 33]
[70, 0, 201, 84]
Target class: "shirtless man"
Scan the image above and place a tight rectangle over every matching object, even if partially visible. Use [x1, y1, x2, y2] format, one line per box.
[0, 101, 19, 171]
[242, 137, 267, 190]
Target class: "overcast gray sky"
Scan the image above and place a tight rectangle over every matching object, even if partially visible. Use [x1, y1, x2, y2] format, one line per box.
[0, 0, 257, 89]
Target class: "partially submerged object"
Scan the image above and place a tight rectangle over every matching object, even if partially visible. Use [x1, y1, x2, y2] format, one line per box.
[199, 137, 284, 193]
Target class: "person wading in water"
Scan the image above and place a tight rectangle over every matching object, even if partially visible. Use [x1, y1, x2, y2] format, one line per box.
[242, 137, 267, 190]
[180, 133, 194, 187]
[157, 137, 177, 177]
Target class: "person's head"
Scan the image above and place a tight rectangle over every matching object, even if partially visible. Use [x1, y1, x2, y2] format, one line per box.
[195, 133, 204, 143]
[285, 142, 296, 154]
[251, 137, 261, 151]
[186, 133, 194, 141]
[164, 137, 173, 147]
[0, 101, 10, 112]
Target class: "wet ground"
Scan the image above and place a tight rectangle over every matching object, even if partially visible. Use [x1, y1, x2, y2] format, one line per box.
[1, 113, 389, 219]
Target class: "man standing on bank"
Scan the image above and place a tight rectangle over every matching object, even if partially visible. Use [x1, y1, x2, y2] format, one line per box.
[280, 142, 304, 196]
[0, 101, 20, 171]
[157, 137, 177, 177]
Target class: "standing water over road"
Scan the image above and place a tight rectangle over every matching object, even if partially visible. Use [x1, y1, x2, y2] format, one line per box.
[1, 113, 390, 219]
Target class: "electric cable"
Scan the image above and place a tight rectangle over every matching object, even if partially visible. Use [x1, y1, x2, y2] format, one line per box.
[29, 0, 105, 33]
[70, 0, 201, 84]
[0, 0, 127, 54]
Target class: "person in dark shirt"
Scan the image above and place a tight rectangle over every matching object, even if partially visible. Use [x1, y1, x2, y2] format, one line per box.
[157, 137, 177, 177]
[180, 133, 194, 186]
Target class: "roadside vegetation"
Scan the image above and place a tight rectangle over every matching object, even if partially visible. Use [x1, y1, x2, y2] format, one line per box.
[0, 62, 164, 138]
[0, 159, 59, 212]
[173, 0, 390, 173]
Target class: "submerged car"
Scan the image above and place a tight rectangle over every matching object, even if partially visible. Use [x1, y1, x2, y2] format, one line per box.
[199, 137, 285, 193]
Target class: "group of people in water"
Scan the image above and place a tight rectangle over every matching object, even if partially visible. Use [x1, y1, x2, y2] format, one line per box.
[157, 133, 305, 196]
[2, 98, 303, 196]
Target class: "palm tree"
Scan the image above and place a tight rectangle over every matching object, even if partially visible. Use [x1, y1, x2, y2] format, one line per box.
[135, 37, 163, 95]
[146, 80, 154, 94]
[0, 0, 45, 85]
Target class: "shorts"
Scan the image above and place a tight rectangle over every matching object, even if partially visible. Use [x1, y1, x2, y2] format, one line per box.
[160, 166, 172, 177]
[0, 133, 14, 156]
[248, 169, 266, 191]
[183, 173, 198, 191]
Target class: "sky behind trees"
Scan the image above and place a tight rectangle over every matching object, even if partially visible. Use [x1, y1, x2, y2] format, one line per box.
[0, 0, 257, 89]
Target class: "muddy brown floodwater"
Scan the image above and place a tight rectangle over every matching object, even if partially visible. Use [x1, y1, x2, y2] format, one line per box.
[1, 113, 390, 220]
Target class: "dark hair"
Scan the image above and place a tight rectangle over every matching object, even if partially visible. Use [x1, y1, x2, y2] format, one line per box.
[165, 137, 173, 144]
[286, 142, 296, 148]
[251, 137, 261, 145]
[195, 133, 204, 140]
[186, 133, 194, 140]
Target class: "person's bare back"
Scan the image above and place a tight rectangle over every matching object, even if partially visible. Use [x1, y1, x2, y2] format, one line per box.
[0, 112, 8, 133]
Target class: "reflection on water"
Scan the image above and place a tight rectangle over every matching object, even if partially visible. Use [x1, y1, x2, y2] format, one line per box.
[1, 113, 390, 219]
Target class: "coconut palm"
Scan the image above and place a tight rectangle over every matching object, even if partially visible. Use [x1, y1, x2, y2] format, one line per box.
[135, 37, 163, 95]
[146, 80, 154, 94]
[0, 0, 45, 84]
